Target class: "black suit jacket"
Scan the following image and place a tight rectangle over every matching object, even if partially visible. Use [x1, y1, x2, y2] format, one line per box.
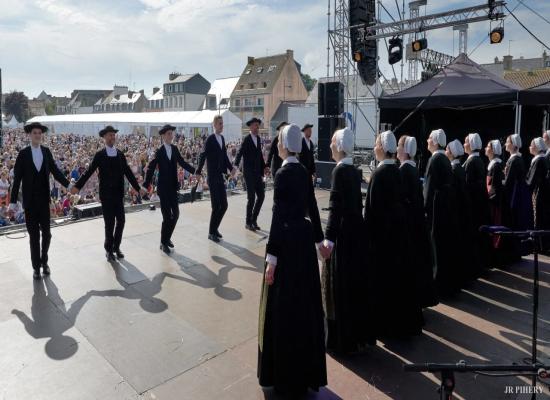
[75, 149, 140, 201]
[267, 136, 283, 175]
[299, 137, 316, 177]
[234, 134, 266, 177]
[10, 145, 69, 209]
[197, 133, 233, 181]
[144, 144, 196, 195]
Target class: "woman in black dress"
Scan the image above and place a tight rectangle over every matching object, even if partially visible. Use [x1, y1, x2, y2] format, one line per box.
[364, 131, 423, 338]
[397, 135, 437, 308]
[503, 134, 532, 260]
[322, 127, 372, 354]
[446, 139, 474, 285]
[258, 124, 327, 396]
[526, 137, 550, 232]
[463, 132, 491, 272]
[424, 129, 460, 295]
[485, 139, 506, 266]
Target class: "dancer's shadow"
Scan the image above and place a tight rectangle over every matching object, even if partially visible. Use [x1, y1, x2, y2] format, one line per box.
[217, 240, 265, 271]
[168, 250, 242, 301]
[11, 278, 92, 360]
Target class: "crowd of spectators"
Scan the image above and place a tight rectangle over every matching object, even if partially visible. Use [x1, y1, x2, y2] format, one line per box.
[0, 128, 273, 227]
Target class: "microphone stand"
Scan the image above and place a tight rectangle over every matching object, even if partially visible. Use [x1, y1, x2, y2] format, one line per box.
[404, 229, 550, 400]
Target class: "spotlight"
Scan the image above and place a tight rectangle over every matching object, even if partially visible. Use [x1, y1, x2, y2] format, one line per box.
[490, 27, 504, 44]
[388, 37, 403, 65]
[353, 50, 363, 62]
[411, 38, 428, 52]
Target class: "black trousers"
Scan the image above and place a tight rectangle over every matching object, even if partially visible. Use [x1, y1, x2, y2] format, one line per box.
[208, 177, 228, 235]
[160, 191, 179, 245]
[244, 173, 265, 225]
[101, 198, 125, 252]
[24, 198, 51, 270]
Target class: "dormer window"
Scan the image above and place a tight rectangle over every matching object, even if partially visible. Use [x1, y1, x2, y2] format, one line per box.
[256, 67, 263, 73]
[245, 69, 252, 75]
[268, 65, 277, 72]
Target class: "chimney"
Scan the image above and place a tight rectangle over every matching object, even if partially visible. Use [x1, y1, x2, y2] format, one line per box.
[128, 91, 134, 98]
[286, 49, 294, 59]
[169, 72, 181, 81]
[153, 87, 160, 94]
[248, 56, 255, 65]
[139, 89, 145, 96]
[503, 55, 513, 71]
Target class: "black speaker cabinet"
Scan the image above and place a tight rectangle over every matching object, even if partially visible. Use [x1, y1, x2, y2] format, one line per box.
[73, 202, 103, 219]
[317, 116, 345, 161]
[318, 81, 344, 116]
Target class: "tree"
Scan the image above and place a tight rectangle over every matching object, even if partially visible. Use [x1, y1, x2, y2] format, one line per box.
[301, 73, 317, 92]
[4, 91, 29, 122]
[45, 102, 56, 115]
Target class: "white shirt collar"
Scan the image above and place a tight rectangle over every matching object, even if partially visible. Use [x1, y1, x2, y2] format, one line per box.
[164, 143, 172, 159]
[488, 157, 502, 171]
[546, 148, 550, 156]
[433, 149, 446, 155]
[337, 157, 353, 166]
[377, 159, 396, 168]
[30, 144, 41, 150]
[400, 159, 416, 168]
[282, 156, 299, 167]
[509, 152, 521, 160]
[467, 152, 480, 160]
[451, 159, 461, 166]
[106, 145, 117, 157]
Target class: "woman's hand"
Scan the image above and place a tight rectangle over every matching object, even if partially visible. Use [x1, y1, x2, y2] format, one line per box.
[265, 263, 276, 285]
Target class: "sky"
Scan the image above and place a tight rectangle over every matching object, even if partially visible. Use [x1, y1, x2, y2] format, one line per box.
[0, 0, 548, 98]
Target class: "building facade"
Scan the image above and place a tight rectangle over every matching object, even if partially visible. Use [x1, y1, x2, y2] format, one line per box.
[163, 73, 210, 112]
[93, 85, 147, 113]
[230, 50, 309, 135]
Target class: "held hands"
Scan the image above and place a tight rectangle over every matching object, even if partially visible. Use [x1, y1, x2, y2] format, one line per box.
[264, 167, 271, 176]
[318, 241, 333, 260]
[70, 186, 80, 195]
[265, 263, 276, 285]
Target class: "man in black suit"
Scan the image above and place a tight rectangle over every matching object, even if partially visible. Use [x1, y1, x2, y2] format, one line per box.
[9, 122, 70, 280]
[234, 117, 268, 231]
[143, 124, 196, 253]
[72, 126, 144, 261]
[266, 121, 288, 178]
[196, 115, 236, 243]
[300, 123, 316, 182]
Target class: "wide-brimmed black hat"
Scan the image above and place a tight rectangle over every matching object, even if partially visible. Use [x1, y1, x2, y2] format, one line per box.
[24, 122, 48, 134]
[276, 121, 289, 131]
[301, 123, 314, 132]
[99, 125, 118, 137]
[159, 124, 177, 135]
[246, 117, 262, 127]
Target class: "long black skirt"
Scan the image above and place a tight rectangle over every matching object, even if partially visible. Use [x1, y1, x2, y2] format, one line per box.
[258, 219, 327, 394]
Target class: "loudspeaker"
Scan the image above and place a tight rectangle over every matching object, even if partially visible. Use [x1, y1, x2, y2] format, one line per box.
[74, 202, 103, 219]
[318, 81, 344, 117]
[315, 161, 337, 189]
[318, 116, 345, 161]
[177, 189, 202, 203]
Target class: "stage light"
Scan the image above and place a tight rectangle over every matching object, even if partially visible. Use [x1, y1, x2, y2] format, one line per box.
[412, 38, 428, 52]
[353, 50, 363, 62]
[388, 37, 403, 65]
[490, 27, 504, 44]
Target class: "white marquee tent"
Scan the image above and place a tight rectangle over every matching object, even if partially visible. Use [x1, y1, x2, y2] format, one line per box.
[27, 109, 242, 142]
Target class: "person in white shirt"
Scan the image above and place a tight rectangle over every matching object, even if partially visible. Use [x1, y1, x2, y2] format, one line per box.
[9, 122, 70, 280]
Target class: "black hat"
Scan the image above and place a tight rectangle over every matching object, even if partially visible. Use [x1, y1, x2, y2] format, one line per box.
[159, 124, 177, 135]
[276, 121, 289, 131]
[301, 123, 314, 132]
[24, 122, 48, 134]
[246, 117, 262, 127]
[99, 125, 118, 137]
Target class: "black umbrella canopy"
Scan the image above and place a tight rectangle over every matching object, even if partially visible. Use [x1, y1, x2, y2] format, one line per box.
[519, 80, 550, 105]
[379, 53, 522, 110]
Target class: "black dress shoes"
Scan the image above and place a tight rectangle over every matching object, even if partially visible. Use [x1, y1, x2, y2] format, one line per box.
[252, 222, 261, 231]
[208, 233, 220, 243]
[245, 224, 256, 231]
[214, 230, 223, 239]
[106, 252, 116, 261]
[42, 264, 51, 276]
[167, 240, 175, 248]
[114, 249, 124, 259]
[33, 270, 41, 280]
[160, 243, 171, 254]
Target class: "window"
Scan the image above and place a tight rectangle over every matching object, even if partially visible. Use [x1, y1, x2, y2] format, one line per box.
[234, 99, 241, 107]
[256, 97, 264, 106]
[268, 65, 277, 72]
[244, 98, 252, 106]
[239, 84, 244, 90]
[256, 67, 263, 73]
[262, 82, 267, 88]
[248, 83, 255, 89]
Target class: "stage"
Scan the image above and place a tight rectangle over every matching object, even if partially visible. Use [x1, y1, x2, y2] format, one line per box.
[0, 190, 549, 399]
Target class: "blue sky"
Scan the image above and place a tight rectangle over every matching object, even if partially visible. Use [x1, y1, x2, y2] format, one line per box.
[0, 0, 548, 98]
